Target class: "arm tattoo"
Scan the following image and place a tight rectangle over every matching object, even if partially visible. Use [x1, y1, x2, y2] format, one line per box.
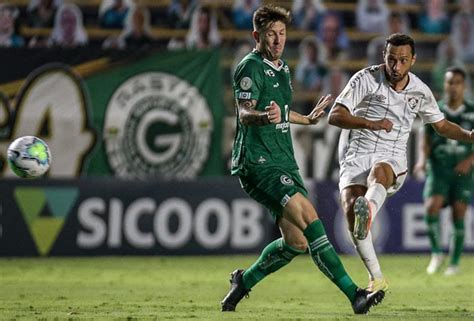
[237, 99, 270, 126]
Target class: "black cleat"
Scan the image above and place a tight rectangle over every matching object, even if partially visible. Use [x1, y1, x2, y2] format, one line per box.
[352, 288, 385, 314]
[221, 269, 250, 311]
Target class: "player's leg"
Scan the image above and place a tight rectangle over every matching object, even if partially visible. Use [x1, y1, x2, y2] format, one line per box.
[221, 170, 307, 311]
[240, 218, 306, 290]
[341, 185, 387, 292]
[444, 201, 468, 276]
[353, 162, 395, 240]
[424, 195, 445, 274]
[423, 170, 449, 274]
[282, 193, 384, 314]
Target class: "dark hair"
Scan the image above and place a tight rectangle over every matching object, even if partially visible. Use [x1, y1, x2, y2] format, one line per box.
[253, 5, 291, 33]
[446, 66, 467, 80]
[384, 33, 415, 56]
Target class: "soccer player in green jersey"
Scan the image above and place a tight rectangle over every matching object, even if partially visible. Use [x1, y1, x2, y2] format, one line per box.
[220, 5, 384, 314]
[414, 66, 474, 276]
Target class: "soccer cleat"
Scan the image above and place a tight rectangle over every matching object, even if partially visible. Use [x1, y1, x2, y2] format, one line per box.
[367, 277, 389, 292]
[444, 265, 459, 276]
[352, 288, 385, 314]
[353, 196, 372, 240]
[426, 253, 444, 275]
[221, 269, 250, 311]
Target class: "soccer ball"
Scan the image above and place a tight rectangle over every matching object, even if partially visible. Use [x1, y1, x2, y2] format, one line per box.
[7, 136, 51, 178]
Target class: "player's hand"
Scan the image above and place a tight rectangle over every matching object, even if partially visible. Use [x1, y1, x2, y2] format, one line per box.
[412, 160, 426, 180]
[306, 94, 333, 124]
[369, 119, 393, 132]
[454, 158, 473, 175]
[265, 101, 281, 124]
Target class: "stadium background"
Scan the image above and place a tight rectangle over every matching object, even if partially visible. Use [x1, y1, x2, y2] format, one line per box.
[0, 0, 472, 257]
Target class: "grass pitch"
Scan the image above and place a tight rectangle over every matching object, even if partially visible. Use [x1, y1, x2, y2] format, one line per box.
[0, 254, 472, 320]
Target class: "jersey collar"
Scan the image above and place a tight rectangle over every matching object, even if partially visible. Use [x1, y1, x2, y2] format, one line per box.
[253, 49, 284, 71]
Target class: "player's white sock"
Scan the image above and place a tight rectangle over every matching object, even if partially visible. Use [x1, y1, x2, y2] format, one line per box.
[350, 231, 383, 280]
[365, 183, 387, 223]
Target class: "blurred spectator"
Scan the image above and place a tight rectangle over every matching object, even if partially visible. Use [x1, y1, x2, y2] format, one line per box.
[367, 11, 410, 65]
[321, 67, 349, 97]
[318, 11, 349, 60]
[185, 6, 221, 49]
[456, 0, 474, 14]
[167, 0, 199, 29]
[98, 0, 131, 29]
[294, 36, 328, 92]
[47, 3, 88, 48]
[356, 0, 390, 34]
[0, 4, 24, 48]
[104, 5, 154, 50]
[418, 0, 450, 34]
[27, 0, 62, 28]
[231, 38, 253, 78]
[291, 0, 326, 31]
[232, 0, 261, 30]
[431, 39, 466, 98]
[450, 5, 474, 63]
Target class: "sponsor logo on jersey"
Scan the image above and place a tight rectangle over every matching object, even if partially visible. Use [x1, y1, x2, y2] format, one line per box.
[280, 175, 294, 186]
[373, 94, 386, 102]
[264, 69, 275, 77]
[284, 65, 290, 73]
[280, 194, 291, 207]
[238, 92, 251, 99]
[104, 72, 213, 179]
[258, 156, 266, 164]
[408, 97, 419, 109]
[273, 82, 279, 88]
[276, 122, 290, 132]
[240, 77, 253, 90]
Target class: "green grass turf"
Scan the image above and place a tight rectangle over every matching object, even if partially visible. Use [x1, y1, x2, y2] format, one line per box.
[0, 254, 472, 320]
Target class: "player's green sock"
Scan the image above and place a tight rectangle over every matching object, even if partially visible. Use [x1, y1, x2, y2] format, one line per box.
[450, 219, 465, 266]
[242, 237, 305, 289]
[303, 219, 358, 302]
[425, 214, 441, 253]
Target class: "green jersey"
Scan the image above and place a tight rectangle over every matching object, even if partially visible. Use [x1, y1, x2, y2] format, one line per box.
[231, 50, 297, 175]
[425, 100, 474, 169]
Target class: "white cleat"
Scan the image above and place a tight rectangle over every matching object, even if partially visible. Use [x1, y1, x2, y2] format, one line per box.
[444, 265, 459, 276]
[426, 253, 444, 275]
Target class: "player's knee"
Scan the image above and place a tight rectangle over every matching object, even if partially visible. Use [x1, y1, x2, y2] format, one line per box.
[284, 238, 308, 251]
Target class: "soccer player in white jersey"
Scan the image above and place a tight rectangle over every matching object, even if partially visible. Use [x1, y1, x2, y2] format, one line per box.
[328, 33, 474, 293]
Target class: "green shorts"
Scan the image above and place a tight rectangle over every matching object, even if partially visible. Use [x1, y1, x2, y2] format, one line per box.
[238, 166, 308, 220]
[423, 168, 473, 204]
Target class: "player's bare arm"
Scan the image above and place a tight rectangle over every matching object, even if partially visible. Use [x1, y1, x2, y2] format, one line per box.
[328, 103, 393, 132]
[290, 94, 333, 125]
[454, 153, 474, 175]
[431, 118, 474, 143]
[237, 99, 280, 125]
[413, 131, 431, 177]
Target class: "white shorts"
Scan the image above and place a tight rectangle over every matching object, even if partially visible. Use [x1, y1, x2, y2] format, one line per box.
[339, 154, 408, 196]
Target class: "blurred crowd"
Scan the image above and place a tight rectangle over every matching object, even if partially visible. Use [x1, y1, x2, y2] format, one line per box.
[0, 0, 473, 103]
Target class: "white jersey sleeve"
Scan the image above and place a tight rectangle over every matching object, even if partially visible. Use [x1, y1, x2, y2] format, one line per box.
[333, 68, 372, 113]
[417, 82, 445, 124]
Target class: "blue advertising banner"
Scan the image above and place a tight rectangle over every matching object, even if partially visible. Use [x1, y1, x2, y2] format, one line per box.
[0, 177, 472, 256]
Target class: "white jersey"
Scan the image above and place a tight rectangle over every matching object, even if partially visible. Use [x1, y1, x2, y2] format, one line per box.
[333, 65, 444, 162]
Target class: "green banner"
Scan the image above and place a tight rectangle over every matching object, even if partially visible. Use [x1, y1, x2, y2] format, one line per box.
[0, 49, 225, 178]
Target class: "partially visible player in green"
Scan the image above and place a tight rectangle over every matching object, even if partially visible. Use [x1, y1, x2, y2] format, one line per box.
[414, 66, 474, 276]
[221, 5, 384, 314]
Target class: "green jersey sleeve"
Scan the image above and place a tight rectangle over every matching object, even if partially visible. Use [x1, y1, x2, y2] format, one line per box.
[233, 59, 264, 101]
